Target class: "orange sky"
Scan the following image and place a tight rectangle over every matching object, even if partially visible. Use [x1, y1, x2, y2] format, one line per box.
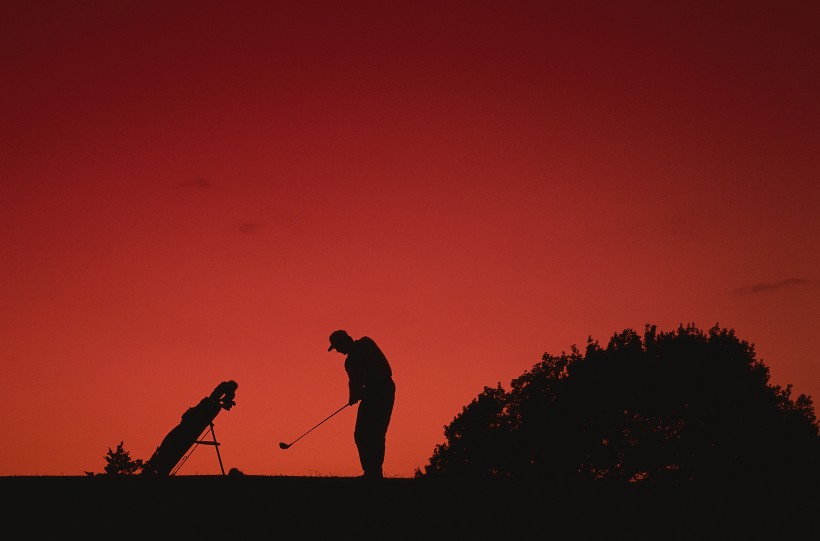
[2, 1, 818, 477]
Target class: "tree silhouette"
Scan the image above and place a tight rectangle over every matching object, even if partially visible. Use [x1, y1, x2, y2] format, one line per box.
[418, 324, 819, 481]
[102, 441, 144, 476]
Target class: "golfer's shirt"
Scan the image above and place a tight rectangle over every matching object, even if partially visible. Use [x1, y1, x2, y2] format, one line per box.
[345, 336, 393, 402]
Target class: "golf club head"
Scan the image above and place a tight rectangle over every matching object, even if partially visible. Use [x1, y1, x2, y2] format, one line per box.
[278, 442, 290, 450]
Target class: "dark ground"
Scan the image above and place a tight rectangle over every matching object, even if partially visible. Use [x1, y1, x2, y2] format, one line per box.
[3, 475, 817, 539]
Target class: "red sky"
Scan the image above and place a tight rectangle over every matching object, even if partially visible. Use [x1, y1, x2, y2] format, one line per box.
[2, 1, 818, 477]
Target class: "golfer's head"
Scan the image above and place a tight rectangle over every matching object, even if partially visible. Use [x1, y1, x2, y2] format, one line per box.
[328, 330, 353, 354]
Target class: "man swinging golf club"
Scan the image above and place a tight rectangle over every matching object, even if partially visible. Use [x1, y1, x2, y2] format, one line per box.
[328, 329, 395, 480]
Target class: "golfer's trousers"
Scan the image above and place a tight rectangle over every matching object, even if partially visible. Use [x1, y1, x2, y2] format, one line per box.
[354, 379, 396, 477]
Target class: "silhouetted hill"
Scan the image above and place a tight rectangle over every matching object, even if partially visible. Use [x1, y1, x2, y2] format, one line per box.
[3, 475, 817, 539]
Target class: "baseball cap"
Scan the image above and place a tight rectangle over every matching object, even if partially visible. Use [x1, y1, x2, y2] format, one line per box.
[328, 330, 349, 351]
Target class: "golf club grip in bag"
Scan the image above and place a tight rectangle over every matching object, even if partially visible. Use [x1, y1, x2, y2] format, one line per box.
[142, 380, 238, 476]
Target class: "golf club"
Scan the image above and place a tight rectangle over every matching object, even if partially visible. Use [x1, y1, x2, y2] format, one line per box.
[279, 402, 349, 450]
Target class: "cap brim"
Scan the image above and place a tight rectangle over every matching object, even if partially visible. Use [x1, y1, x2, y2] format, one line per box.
[328, 345, 334, 351]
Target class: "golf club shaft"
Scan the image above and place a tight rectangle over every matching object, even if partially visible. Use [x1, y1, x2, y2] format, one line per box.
[285, 402, 349, 447]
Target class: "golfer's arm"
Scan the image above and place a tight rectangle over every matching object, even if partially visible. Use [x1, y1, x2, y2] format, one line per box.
[348, 377, 364, 403]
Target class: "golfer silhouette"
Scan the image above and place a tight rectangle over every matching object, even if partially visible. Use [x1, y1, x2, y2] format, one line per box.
[328, 330, 396, 479]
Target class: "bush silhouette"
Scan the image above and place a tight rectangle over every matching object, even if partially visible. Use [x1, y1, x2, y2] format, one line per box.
[101, 441, 144, 476]
[418, 323, 819, 481]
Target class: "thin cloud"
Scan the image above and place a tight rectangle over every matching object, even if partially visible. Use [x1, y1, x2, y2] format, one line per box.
[177, 177, 212, 189]
[732, 278, 809, 296]
[239, 222, 264, 233]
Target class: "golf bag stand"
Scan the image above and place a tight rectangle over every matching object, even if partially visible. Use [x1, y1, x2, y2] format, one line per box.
[142, 380, 238, 476]
[176, 421, 225, 476]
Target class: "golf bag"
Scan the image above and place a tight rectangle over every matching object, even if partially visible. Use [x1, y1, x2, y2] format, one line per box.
[142, 380, 238, 476]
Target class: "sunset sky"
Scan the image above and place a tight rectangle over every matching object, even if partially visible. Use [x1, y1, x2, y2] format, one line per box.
[2, 1, 818, 477]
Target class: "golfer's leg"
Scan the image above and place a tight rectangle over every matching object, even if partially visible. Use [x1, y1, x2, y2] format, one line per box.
[354, 408, 368, 474]
[357, 401, 384, 477]
[374, 386, 395, 475]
